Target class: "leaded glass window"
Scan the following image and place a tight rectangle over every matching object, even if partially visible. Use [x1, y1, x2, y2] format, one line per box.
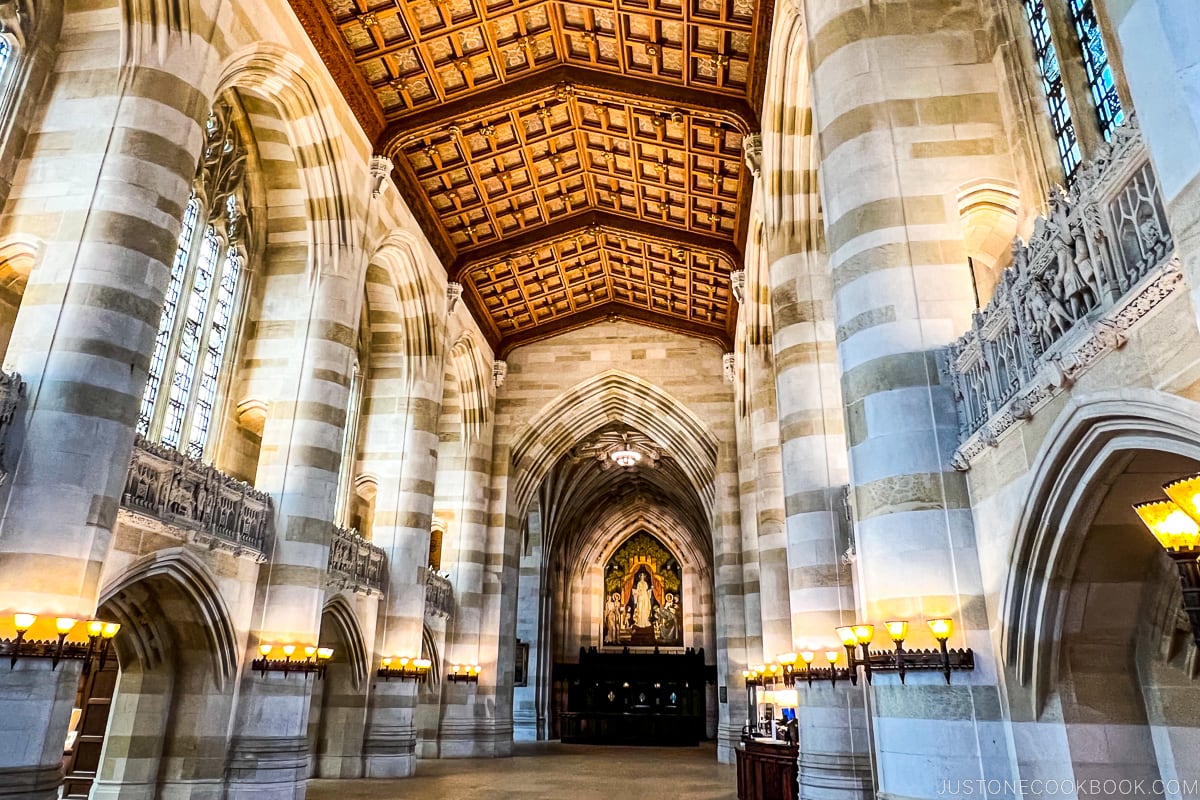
[138, 103, 248, 460]
[1066, 0, 1125, 140]
[0, 39, 11, 74]
[1022, 0, 1082, 178]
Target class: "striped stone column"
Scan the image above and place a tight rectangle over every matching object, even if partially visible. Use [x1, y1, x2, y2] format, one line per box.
[0, 12, 212, 796]
[360, 354, 445, 777]
[767, 240, 869, 799]
[808, 0, 1015, 796]
[713, 442, 750, 763]
[438, 418, 507, 756]
[744, 344, 793, 662]
[224, 263, 359, 799]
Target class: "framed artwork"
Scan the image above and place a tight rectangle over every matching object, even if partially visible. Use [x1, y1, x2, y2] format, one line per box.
[514, 639, 529, 686]
[602, 531, 683, 647]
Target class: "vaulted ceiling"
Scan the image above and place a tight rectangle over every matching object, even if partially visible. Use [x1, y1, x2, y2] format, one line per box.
[289, 0, 774, 355]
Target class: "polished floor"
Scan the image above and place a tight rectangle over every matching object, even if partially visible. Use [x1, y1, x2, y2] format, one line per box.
[307, 743, 736, 800]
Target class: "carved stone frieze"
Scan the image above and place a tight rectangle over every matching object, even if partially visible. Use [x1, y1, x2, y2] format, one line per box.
[943, 119, 1179, 468]
[122, 434, 272, 557]
[327, 525, 387, 594]
[0, 369, 23, 486]
[950, 257, 1183, 469]
[423, 566, 454, 620]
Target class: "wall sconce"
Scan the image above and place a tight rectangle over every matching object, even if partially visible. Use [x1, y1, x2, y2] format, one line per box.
[1134, 482, 1200, 649]
[1, 614, 120, 671]
[742, 665, 764, 688]
[784, 646, 856, 687]
[818, 619, 973, 685]
[253, 644, 332, 678]
[448, 663, 482, 684]
[377, 656, 432, 681]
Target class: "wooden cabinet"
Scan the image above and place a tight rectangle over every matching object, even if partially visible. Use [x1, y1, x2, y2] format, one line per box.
[735, 739, 798, 800]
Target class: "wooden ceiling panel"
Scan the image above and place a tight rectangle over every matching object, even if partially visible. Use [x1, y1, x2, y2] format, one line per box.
[292, 0, 773, 353]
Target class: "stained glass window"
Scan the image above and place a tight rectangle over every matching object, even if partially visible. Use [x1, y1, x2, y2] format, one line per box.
[0, 39, 10, 74]
[1022, 0, 1082, 177]
[138, 104, 247, 460]
[1066, 0, 1125, 140]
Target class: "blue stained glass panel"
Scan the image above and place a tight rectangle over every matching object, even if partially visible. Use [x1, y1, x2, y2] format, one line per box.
[1067, 0, 1125, 140]
[1023, 0, 1082, 178]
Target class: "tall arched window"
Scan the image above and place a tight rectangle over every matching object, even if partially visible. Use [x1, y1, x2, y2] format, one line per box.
[138, 102, 249, 460]
[0, 38, 11, 74]
[1019, 0, 1125, 180]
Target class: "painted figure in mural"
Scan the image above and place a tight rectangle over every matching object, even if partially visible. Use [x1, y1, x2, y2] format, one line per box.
[605, 592, 623, 643]
[633, 571, 653, 628]
[656, 592, 680, 643]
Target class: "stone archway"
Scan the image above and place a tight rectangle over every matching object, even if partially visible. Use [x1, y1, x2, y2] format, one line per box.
[80, 552, 239, 799]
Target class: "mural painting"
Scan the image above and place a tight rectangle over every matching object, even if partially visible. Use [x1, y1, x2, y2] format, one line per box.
[603, 531, 683, 647]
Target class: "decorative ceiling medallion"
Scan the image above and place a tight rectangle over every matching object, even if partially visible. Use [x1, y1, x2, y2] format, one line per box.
[572, 426, 662, 471]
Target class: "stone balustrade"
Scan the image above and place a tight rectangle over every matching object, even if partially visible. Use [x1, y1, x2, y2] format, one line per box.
[122, 434, 273, 557]
[327, 525, 387, 594]
[943, 118, 1181, 469]
[0, 369, 23, 486]
[423, 566, 454, 619]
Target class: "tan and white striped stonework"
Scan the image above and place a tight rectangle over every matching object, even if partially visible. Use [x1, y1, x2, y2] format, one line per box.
[806, 0, 1018, 796]
[0, 2, 219, 794]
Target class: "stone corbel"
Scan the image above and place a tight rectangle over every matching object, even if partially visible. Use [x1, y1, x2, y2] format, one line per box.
[369, 154, 393, 198]
[447, 281, 463, 313]
[722, 353, 735, 384]
[729, 270, 745, 304]
[492, 360, 508, 389]
[742, 133, 762, 179]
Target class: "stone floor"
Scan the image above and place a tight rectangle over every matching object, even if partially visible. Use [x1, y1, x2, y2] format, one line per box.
[307, 743, 737, 800]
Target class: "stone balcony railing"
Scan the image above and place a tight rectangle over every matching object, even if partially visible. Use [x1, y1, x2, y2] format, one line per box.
[327, 525, 387, 594]
[0, 369, 23, 485]
[122, 434, 273, 558]
[423, 566, 453, 619]
[943, 118, 1180, 469]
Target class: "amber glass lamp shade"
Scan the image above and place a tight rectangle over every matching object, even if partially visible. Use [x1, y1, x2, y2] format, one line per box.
[852, 624, 875, 645]
[824, 649, 840, 665]
[13, 613, 36, 633]
[777, 652, 797, 666]
[101, 623, 120, 639]
[927, 618, 953, 642]
[799, 649, 815, 666]
[1136, 498, 1200, 551]
[1163, 474, 1200, 527]
[55, 618, 77, 635]
[885, 620, 909, 643]
[835, 626, 859, 647]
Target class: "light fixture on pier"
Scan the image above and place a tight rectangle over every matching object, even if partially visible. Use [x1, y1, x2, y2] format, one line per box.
[253, 643, 332, 678]
[377, 655, 432, 681]
[448, 663, 482, 684]
[1, 614, 120, 671]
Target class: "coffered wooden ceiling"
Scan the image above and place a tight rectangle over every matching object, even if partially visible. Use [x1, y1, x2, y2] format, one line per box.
[289, 0, 774, 355]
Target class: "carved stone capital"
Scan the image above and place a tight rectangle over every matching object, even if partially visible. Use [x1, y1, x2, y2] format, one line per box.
[447, 281, 463, 312]
[492, 360, 508, 389]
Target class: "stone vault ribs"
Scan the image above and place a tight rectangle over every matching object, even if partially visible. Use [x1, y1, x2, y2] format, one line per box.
[290, 0, 774, 354]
